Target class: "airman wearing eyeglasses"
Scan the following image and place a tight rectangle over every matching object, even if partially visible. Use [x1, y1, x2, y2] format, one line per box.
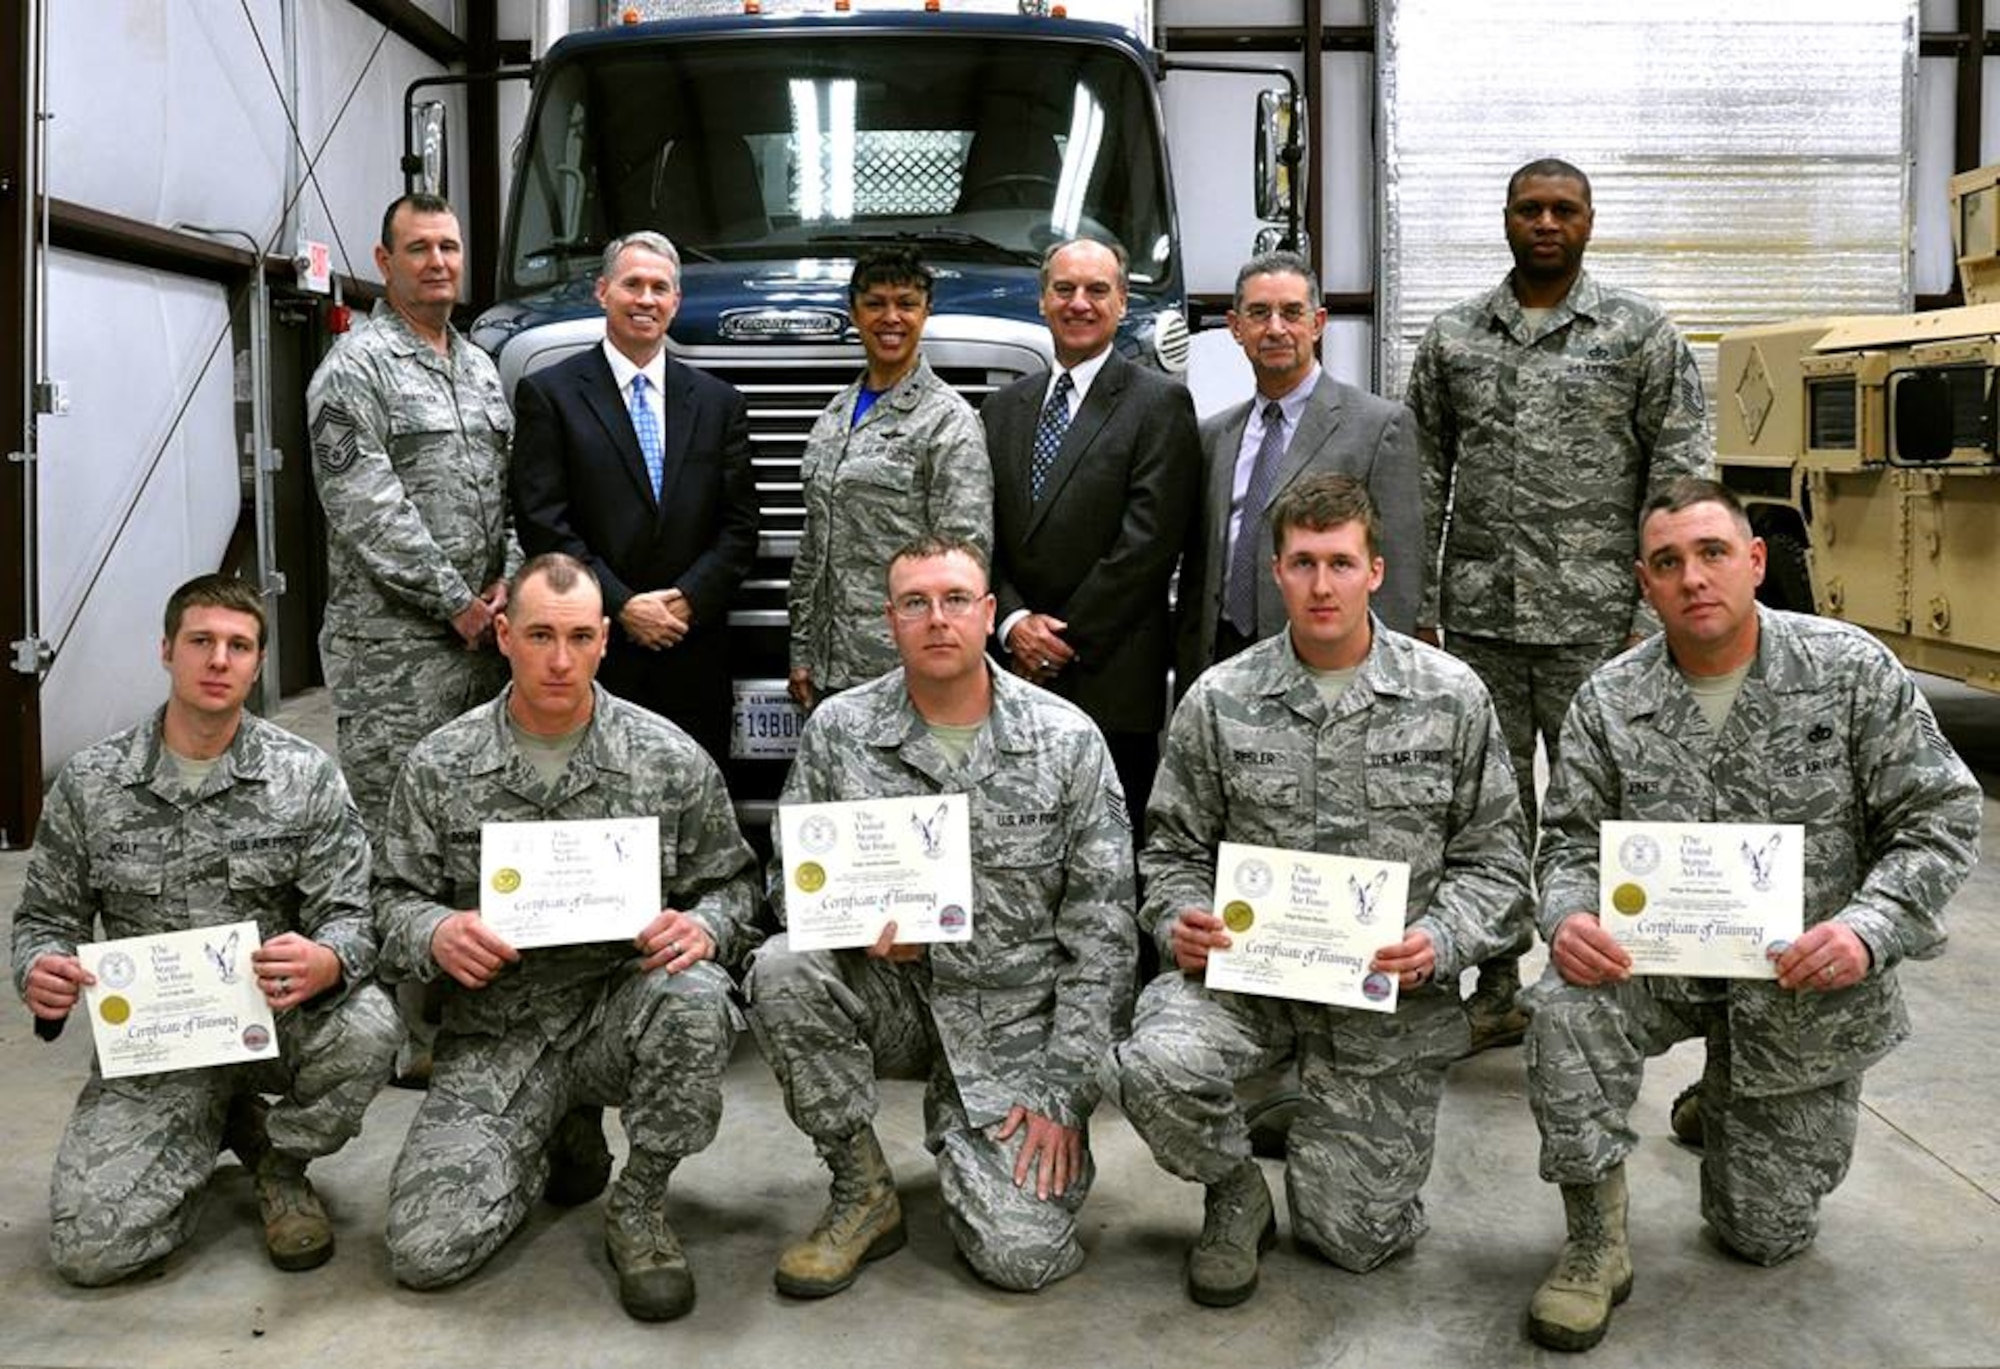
[746, 533, 1136, 1297]
[1177, 251, 1424, 696]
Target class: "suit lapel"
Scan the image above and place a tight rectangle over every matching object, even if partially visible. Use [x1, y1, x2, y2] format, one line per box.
[655, 357, 697, 519]
[991, 377, 1040, 539]
[577, 349, 657, 510]
[1263, 373, 1345, 511]
[1025, 352, 1126, 538]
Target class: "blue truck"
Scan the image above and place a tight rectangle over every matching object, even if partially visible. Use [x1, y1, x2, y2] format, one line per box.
[463, 0, 1297, 820]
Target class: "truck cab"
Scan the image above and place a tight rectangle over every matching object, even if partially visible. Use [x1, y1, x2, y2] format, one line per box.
[470, 3, 1193, 819]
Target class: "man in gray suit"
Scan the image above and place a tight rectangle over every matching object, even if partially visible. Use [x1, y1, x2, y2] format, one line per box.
[1177, 251, 1422, 693]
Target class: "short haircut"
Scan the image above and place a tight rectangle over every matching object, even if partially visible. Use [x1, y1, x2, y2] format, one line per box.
[508, 551, 602, 606]
[1232, 250, 1321, 312]
[1639, 477, 1753, 541]
[380, 192, 456, 251]
[849, 247, 933, 305]
[1040, 237, 1129, 293]
[1506, 158, 1592, 206]
[886, 533, 990, 592]
[163, 574, 267, 649]
[600, 231, 682, 288]
[1269, 472, 1381, 558]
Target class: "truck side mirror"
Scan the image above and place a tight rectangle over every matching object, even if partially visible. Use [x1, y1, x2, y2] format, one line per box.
[1254, 88, 1306, 225]
[403, 99, 450, 198]
[1893, 370, 1954, 464]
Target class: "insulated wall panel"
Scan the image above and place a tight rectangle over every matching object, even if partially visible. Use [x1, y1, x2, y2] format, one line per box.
[1380, 0, 1915, 399]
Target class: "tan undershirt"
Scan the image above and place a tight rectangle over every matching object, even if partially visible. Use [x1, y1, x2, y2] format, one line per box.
[1307, 664, 1360, 709]
[508, 716, 589, 789]
[926, 720, 984, 768]
[1680, 661, 1753, 742]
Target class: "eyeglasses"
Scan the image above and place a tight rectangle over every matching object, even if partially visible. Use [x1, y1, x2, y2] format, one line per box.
[1237, 302, 1314, 325]
[890, 591, 985, 621]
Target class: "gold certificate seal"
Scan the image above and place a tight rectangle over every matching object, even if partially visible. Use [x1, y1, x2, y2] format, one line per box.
[1611, 882, 1647, 916]
[1223, 901, 1255, 933]
[491, 868, 522, 894]
[795, 861, 827, 893]
[99, 995, 131, 1025]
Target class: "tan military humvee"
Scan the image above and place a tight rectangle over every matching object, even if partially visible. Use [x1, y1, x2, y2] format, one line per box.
[1717, 163, 2000, 691]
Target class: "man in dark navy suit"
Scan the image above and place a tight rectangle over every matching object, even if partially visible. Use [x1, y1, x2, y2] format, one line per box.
[512, 231, 759, 764]
[981, 237, 1200, 836]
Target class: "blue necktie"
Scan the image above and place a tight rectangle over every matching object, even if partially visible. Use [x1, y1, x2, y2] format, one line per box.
[630, 374, 664, 497]
[1224, 401, 1287, 635]
[1030, 371, 1074, 501]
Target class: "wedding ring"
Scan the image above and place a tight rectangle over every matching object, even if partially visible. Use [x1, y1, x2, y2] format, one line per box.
[278, 976, 292, 994]
[1038, 657, 1051, 670]
[1820, 965, 1836, 984]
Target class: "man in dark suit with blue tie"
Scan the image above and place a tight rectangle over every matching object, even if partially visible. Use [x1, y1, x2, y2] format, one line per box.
[511, 232, 759, 764]
[981, 237, 1202, 834]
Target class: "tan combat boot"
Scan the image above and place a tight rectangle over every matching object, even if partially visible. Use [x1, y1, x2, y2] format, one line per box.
[255, 1151, 334, 1272]
[1187, 1158, 1276, 1307]
[774, 1127, 905, 1298]
[1528, 1167, 1634, 1351]
[605, 1154, 695, 1321]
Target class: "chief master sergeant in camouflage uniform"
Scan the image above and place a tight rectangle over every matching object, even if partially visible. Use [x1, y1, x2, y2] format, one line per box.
[374, 553, 758, 1322]
[11, 574, 397, 1285]
[1521, 479, 1980, 1352]
[307, 191, 520, 838]
[1406, 158, 1712, 1052]
[1115, 474, 1531, 1308]
[749, 534, 1135, 1295]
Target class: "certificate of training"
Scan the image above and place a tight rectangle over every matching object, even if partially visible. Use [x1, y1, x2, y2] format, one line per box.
[779, 794, 974, 952]
[1598, 820, 1805, 978]
[1203, 842, 1410, 1013]
[78, 921, 279, 1078]
[479, 817, 661, 949]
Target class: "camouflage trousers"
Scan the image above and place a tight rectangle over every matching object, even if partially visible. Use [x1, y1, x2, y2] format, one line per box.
[1446, 633, 1623, 961]
[1114, 972, 1456, 1273]
[386, 962, 736, 1290]
[745, 935, 1092, 1292]
[319, 631, 506, 839]
[1524, 971, 1863, 1265]
[48, 982, 399, 1287]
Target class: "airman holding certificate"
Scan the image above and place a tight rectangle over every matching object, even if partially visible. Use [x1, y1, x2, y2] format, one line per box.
[747, 534, 1136, 1297]
[374, 553, 758, 1321]
[10, 575, 397, 1285]
[1522, 479, 1982, 1352]
[1115, 474, 1530, 1308]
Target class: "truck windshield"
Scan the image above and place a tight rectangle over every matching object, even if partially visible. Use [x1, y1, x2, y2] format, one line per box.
[506, 32, 1173, 291]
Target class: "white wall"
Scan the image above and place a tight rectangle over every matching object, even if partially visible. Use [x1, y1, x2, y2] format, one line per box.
[35, 0, 457, 777]
[36, 252, 238, 771]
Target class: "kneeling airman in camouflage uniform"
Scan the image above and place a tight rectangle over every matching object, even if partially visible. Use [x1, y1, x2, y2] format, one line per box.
[11, 575, 397, 1285]
[1522, 479, 1981, 1351]
[374, 554, 758, 1321]
[749, 534, 1135, 1295]
[1116, 474, 1531, 1307]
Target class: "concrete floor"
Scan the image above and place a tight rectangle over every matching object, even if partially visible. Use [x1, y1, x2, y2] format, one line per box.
[3, 681, 1997, 1369]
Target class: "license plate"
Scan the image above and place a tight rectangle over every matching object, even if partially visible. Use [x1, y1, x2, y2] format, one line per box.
[731, 684, 805, 760]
